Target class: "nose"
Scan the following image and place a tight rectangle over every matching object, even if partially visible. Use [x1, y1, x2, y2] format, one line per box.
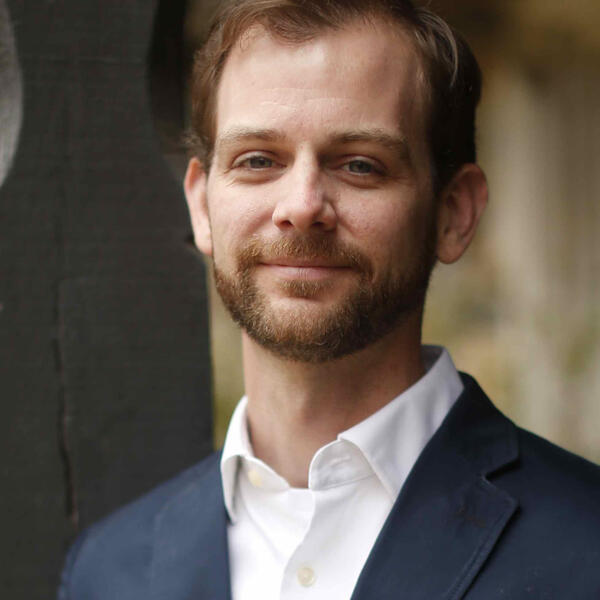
[272, 157, 337, 233]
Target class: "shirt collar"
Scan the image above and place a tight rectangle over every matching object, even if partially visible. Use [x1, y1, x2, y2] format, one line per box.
[338, 345, 463, 500]
[220, 345, 463, 521]
[220, 396, 251, 521]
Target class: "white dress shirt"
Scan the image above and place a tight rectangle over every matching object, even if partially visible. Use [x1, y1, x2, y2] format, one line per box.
[220, 346, 464, 600]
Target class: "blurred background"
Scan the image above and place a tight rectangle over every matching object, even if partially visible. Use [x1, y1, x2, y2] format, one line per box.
[180, 0, 600, 459]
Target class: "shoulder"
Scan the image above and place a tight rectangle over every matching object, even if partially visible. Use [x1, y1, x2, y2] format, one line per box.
[456, 374, 600, 547]
[454, 377, 600, 594]
[490, 429, 600, 594]
[460, 373, 600, 510]
[506, 425, 600, 519]
[80, 450, 222, 549]
[517, 425, 600, 482]
[58, 451, 222, 599]
[486, 417, 600, 585]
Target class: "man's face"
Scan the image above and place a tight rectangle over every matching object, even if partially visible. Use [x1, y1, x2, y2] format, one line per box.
[191, 19, 439, 362]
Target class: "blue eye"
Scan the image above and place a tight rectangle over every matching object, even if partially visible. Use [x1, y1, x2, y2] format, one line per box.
[244, 155, 273, 169]
[346, 160, 374, 174]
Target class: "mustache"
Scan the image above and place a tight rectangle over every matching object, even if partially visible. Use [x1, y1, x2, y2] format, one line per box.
[237, 235, 373, 275]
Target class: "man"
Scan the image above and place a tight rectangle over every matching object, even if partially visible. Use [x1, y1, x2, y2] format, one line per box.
[58, 1, 600, 598]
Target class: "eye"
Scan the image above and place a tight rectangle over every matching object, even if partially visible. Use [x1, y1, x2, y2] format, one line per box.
[238, 155, 274, 169]
[343, 159, 379, 175]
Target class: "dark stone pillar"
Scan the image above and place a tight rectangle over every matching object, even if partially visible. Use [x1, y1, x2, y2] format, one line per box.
[0, 1, 212, 596]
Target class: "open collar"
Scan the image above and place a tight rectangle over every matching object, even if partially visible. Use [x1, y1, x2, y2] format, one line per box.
[221, 346, 464, 516]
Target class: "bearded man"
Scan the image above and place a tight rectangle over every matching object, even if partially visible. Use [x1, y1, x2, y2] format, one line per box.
[58, 1, 600, 598]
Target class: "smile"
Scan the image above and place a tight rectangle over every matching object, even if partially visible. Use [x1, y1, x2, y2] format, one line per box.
[258, 262, 352, 281]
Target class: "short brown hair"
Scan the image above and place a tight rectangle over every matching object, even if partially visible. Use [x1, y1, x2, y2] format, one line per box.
[188, 0, 481, 193]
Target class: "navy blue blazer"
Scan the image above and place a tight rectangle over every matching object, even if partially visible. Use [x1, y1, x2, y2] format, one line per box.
[58, 375, 600, 599]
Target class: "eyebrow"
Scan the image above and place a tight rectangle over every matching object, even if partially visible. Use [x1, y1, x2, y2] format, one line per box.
[215, 126, 412, 164]
[329, 129, 412, 164]
[215, 127, 284, 152]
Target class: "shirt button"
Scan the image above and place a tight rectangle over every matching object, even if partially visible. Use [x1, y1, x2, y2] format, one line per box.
[297, 565, 316, 587]
[247, 468, 263, 488]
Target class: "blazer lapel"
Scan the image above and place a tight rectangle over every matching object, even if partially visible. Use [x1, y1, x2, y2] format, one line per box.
[351, 375, 519, 600]
[151, 453, 231, 600]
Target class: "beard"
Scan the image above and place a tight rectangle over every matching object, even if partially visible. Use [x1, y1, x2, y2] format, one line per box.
[213, 230, 436, 363]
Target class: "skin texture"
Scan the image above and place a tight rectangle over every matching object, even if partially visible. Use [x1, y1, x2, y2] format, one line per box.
[185, 19, 487, 487]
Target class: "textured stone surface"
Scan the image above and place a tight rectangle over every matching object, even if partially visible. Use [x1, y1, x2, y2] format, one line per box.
[0, 1, 212, 597]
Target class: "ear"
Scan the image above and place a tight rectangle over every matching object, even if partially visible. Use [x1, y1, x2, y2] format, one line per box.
[184, 157, 213, 256]
[436, 163, 488, 264]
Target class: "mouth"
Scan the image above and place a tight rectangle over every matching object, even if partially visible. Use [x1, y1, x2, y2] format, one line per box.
[258, 260, 353, 281]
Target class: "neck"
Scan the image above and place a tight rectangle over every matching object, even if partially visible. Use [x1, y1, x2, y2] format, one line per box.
[243, 315, 425, 487]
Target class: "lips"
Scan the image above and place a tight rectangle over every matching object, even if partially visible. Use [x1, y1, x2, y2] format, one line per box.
[258, 261, 352, 281]
[260, 258, 351, 269]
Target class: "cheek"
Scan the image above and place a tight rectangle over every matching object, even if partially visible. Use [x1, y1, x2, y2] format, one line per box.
[207, 186, 268, 250]
[342, 199, 433, 275]
[342, 200, 415, 248]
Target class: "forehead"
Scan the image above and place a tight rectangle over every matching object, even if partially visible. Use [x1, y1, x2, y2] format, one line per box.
[214, 19, 427, 147]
